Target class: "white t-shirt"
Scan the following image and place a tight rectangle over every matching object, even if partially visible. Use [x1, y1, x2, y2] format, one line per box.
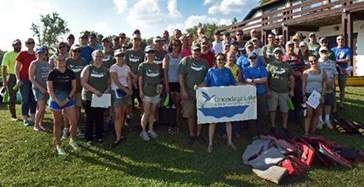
[109, 63, 130, 89]
[212, 41, 223, 54]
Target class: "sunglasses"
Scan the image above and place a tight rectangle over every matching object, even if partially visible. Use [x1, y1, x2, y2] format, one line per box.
[309, 60, 317, 63]
[120, 37, 126, 39]
[236, 34, 242, 36]
[202, 42, 208, 45]
[116, 54, 125, 57]
[249, 57, 257, 60]
[26, 42, 35, 45]
[59, 45, 66, 49]
[193, 49, 201, 52]
[72, 50, 80, 53]
[146, 51, 155, 54]
[216, 58, 225, 61]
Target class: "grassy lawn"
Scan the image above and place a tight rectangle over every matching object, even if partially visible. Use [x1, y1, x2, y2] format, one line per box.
[0, 87, 364, 186]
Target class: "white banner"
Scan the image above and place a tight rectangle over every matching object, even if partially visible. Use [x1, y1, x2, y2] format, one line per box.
[196, 85, 257, 124]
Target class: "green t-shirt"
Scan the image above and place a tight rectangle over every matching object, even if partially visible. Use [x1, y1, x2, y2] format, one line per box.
[308, 43, 320, 57]
[178, 56, 209, 97]
[67, 57, 87, 93]
[1, 51, 18, 74]
[137, 62, 162, 97]
[261, 45, 276, 64]
[81, 64, 109, 101]
[266, 61, 293, 93]
[125, 49, 145, 74]
[102, 49, 115, 70]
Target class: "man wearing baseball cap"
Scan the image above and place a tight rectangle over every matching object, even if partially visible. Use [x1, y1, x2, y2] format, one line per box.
[308, 33, 320, 57]
[153, 36, 167, 66]
[235, 30, 246, 57]
[79, 33, 94, 64]
[266, 47, 295, 135]
[2, 39, 22, 120]
[178, 42, 209, 145]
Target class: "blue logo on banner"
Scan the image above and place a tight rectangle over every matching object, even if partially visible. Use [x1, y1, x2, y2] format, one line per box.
[199, 91, 249, 118]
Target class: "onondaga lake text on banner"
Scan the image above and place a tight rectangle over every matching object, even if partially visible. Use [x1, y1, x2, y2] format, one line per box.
[196, 85, 257, 124]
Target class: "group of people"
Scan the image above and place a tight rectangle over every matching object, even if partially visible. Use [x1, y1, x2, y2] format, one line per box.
[1, 27, 352, 155]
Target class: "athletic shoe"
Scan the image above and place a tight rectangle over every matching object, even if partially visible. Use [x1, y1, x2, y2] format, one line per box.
[317, 120, 324, 129]
[140, 131, 150, 141]
[325, 119, 333, 129]
[69, 139, 79, 151]
[126, 114, 131, 120]
[33, 126, 40, 132]
[10, 117, 18, 121]
[208, 144, 213, 153]
[39, 125, 46, 131]
[228, 143, 237, 150]
[196, 135, 206, 144]
[62, 128, 69, 140]
[56, 146, 66, 156]
[148, 130, 158, 139]
[124, 121, 129, 127]
[187, 136, 195, 145]
[23, 120, 30, 127]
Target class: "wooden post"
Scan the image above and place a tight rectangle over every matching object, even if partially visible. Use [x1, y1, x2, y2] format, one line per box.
[261, 30, 268, 45]
[342, 11, 348, 46]
[282, 25, 289, 44]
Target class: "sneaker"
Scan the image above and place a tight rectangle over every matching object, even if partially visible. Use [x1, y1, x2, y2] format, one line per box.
[140, 131, 150, 141]
[86, 141, 93, 146]
[208, 144, 213, 153]
[126, 114, 131, 120]
[124, 121, 129, 127]
[69, 140, 79, 151]
[10, 117, 18, 121]
[33, 126, 40, 132]
[56, 146, 66, 156]
[148, 130, 158, 139]
[228, 143, 237, 150]
[62, 128, 69, 140]
[325, 119, 333, 129]
[39, 125, 46, 131]
[317, 120, 324, 129]
[23, 120, 30, 127]
[196, 135, 206, 144]
[187, 136, 195, 145]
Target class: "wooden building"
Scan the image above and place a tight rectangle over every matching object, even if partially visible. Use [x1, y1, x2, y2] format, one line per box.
[217, 0, 364, 76]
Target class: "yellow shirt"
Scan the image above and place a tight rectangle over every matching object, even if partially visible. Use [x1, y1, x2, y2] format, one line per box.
[1, 51, 18, 74]
[225, 63, 240, 81]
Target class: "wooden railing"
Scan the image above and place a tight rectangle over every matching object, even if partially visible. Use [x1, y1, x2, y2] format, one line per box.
[218, 0, 364, 33]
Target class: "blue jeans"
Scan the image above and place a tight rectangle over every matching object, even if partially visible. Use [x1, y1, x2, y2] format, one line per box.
[19, 80, 36, 116]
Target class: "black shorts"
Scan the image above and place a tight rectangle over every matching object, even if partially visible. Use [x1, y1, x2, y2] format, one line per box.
[324, 92, 335, 106]
[168, 82, 180, 93]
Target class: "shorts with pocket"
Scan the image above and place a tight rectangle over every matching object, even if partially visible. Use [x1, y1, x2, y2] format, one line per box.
[267, 91, 289, 113]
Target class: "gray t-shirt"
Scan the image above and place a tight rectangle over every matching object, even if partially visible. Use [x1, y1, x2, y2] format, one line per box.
[32, 60, 52, 89]
[125, 49, 145, 74]
[154, 49, 167, 65]
[178, 56, 209, 97]
[137, 62, 162, 97]
[67, 57, 87, 93]
[319, 59, 338, 93]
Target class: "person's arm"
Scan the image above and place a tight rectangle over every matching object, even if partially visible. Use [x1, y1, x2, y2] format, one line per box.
[110, 72, 129, 93]
[322, 71, 327, 98]
[289, 74, 295, 97]
[47, 80, 63, 106]
[162, 55, 170, 93]
[69, 79, 77, 98]
[15, 60, 22, 82]
[126, 72, 133, 96]
[302, 71, 308, 102]
[138, 74, 144, 99]
[80, 66, 102, 97]
[2, 65, 8, 87]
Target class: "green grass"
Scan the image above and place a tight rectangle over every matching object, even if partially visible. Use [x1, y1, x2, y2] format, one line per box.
[1, 87, 364, 186]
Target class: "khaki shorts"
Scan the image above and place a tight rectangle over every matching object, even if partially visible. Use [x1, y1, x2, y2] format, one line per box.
[181, 98, 196, 118]
[74, 93, 82, 107]
[143, 95, 160, 104]
[112, 91, 132, 107]
[268, 91, 289, 113]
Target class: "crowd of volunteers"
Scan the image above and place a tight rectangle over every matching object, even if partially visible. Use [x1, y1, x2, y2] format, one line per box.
[1, 27, 352, 155]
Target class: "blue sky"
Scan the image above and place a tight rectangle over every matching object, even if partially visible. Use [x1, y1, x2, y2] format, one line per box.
[0, 0, 259, 50]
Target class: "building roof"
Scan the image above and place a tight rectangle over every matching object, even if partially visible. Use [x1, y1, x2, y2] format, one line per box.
[243, 0, 285, 21]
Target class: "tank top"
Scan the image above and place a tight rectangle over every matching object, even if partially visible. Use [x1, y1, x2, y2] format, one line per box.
[306, 70, 323, 94]
[34, 60, 51, 89]
[81, 64, 109, 101]
[167, 54, 181, 83]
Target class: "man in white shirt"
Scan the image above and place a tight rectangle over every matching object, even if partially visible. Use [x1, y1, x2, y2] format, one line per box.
[212, 30, 223, 54]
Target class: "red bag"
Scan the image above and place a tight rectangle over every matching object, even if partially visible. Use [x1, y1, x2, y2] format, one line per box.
[296, 142, 315, 167]
[279, 156, 307, 175]
[318, 142, 352, 169]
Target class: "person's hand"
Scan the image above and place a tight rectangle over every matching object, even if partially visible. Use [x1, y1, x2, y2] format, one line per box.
[181, 90, 188, 100]
[3, 79, 8, 87]
[17, 80, 23, 87]
[289, 90, 294, 97]
[126, 89, 133, 97]
[133, 80, 138, 89]
[139, 91, 144, 99]
[320, 97, 325, 104]
[56, 99, 65, 107]
[94, 90, 103, 97]
[266, 90, 272, 98]
[165, 84, 170, 94]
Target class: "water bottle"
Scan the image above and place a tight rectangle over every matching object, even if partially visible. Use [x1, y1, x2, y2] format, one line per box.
[287, 98, 295, 111]
[302, 103, 307, 117]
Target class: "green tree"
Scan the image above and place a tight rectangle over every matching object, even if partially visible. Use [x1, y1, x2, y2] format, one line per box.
[232, 17, 238, 24]
[185, 23, 219, 40]
[31, 12, 69, 50]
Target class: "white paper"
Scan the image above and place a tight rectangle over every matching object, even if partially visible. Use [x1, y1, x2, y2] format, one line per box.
[91, 93, 111, 108]
[346, 66, 353, 74]
[306, 90, 321, 109]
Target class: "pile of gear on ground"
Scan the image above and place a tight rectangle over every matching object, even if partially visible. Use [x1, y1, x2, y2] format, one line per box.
[242, 118, 364, 184]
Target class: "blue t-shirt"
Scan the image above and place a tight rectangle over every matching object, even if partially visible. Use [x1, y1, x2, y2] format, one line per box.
[203, 67, 236, 87]
[236, 54, 265, 70]
[331, 46, 352, 69]
[80, 46, 94, 64]
[242, 66, 268, 94]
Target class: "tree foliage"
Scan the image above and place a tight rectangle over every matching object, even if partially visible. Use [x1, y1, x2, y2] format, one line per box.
[31, 12, 69, 49]
[185, 23, 219, 40]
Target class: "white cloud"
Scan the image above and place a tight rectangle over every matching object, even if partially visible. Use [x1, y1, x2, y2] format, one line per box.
[126, 0, 163, 29]
[113, 0, 128, 14]
[203, 0, 216, 5]
[167, 0, 181, 18]
[207, 0, 253, 15]
[0, 0, 62, 50]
